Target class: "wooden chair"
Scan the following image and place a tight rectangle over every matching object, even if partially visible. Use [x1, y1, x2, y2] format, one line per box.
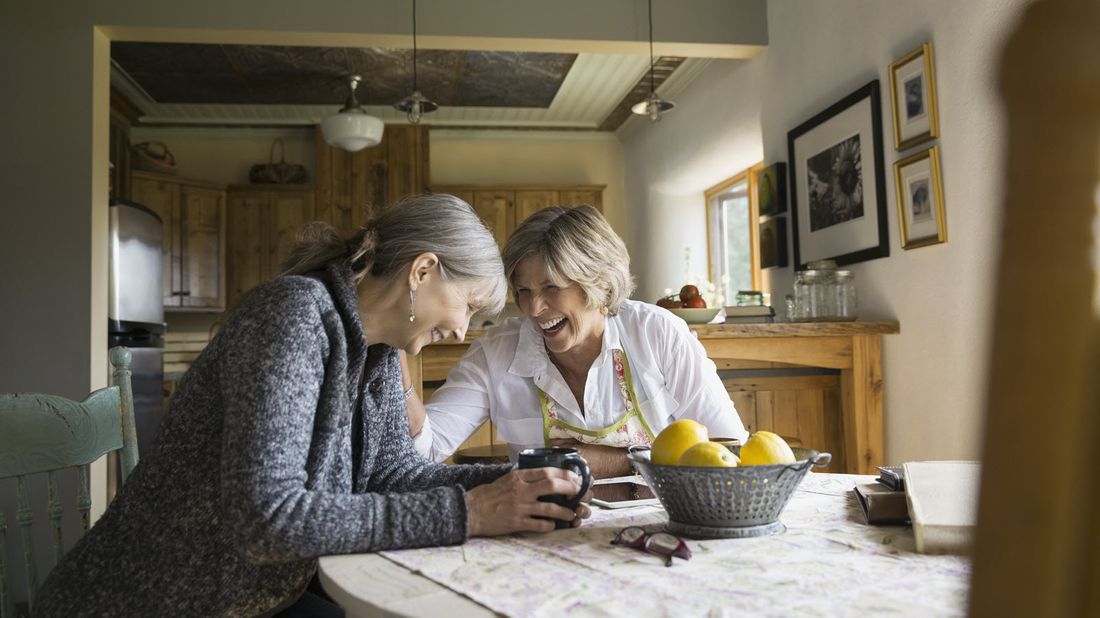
[0, 347, 139, 618]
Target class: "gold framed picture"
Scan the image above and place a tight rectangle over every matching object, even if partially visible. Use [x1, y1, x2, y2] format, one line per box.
[894, 145, 946, 249]
[889, 42, 939, 151]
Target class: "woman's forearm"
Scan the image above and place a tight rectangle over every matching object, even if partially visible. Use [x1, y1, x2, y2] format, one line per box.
[398, 350, 426, 436]
[551, 439, 633, 479]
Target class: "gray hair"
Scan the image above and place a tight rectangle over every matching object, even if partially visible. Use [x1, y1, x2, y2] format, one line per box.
[281, 194, 506, 314]
[501, 205, 634, 314]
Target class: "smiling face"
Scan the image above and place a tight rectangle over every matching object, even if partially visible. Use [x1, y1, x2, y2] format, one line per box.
[513, 255, 605, 358]
[394, 256, 489, 356]
[403, 278, 485, 356]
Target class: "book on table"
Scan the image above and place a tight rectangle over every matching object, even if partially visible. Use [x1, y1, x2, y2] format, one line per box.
[723, 305, 775, 323]
[853, 482, 910, 525]
[724, 305, 775, 317]
[902, 460, 981, 555]
[723, 316, 775, 324]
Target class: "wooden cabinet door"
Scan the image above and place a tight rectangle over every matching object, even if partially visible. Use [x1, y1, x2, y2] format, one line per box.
[178, 185, 225, 309]
[265, 190, 315, 279]
[131, 174, 181, 306]
[514, 190, 559, 226]
[473, 191, 514, 250]
[444, 190, 475, 208]
[226, 190, 266, 310]
[315, 124, 428, 235]
[558, 189, 603, 212]
[226, 187, 315, 309]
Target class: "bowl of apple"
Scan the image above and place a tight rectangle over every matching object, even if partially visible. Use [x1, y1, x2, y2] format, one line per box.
[656, 285, 721, 324]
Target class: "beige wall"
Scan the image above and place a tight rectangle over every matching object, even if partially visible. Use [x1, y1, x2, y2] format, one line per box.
[130, 127, 315, 186]
[431, 131, 626, 236]
[622, 0, 1031, 465]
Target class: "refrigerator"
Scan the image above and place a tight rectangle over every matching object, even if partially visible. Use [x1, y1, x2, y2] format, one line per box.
[108, 198, 166, 457]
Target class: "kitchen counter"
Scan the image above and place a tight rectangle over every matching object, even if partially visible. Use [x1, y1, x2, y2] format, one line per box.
[412, 320, 899, 473]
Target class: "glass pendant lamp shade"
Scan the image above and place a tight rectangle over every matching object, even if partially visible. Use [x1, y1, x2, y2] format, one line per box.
[322, 75, 385, 151]
[631, 94, 675, 122]
[393, 0, 437, 124]
[632, 0, 675, 122]
[395, 90, 438, 124]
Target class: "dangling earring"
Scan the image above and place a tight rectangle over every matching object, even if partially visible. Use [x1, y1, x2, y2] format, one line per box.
[600, 305, 609, 316]
[409, 289, 417, 322]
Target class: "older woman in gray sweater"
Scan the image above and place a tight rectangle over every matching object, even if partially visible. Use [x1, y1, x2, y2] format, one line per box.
[34, 194, 588, 617]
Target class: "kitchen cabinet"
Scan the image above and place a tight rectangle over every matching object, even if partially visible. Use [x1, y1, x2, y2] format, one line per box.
[131, 171, 227, 311]
[313, 124, 429, 234]
[225, 185, 315, 310]
[431, 185, 604, 250]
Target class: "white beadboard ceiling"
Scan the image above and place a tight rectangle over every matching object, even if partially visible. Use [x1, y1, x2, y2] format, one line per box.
[114, 53, 715, 131]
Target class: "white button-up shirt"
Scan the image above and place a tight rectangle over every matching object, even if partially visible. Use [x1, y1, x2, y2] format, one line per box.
[414, 299, 749, 462]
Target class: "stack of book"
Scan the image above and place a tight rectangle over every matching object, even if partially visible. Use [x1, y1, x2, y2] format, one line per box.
[723, 305, 775, 323]
[852, 461, 982, 555]
[852, 466, 911, 525]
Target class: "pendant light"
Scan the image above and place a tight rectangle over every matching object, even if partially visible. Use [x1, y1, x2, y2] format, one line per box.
[321, 75, 385, 152]
[393, 0, 438, 123]
[631, 0, 675, 122]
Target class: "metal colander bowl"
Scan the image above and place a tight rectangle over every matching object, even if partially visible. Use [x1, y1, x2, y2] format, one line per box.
[627, 446, 831, 539]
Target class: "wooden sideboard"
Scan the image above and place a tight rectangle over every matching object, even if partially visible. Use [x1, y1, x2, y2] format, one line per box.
[410, 320, 899, 474]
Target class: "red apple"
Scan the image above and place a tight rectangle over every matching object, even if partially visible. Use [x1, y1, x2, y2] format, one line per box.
[684, 295, 707, 309]
[679, 285, 699, 301]
[656, 296, 680, 309]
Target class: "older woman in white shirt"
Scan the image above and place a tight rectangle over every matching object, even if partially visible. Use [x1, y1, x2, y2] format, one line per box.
[408, 205, 748, 478]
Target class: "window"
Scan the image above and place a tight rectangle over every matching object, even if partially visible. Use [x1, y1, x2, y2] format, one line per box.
[705, 165, 763, 300]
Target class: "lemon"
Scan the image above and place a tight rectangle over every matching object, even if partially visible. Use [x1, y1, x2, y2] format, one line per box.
[677, 441, 739, 467]
[739, 431, 796, 465]
[651, 419, 709, 465]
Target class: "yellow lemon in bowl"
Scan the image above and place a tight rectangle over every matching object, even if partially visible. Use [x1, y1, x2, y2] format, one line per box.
[651, 419, 709, 465]
[739, 431, 796, 465]
[677, 441, 740, 467]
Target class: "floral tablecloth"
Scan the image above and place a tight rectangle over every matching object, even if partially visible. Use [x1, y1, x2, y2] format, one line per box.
[380, 473, 970, 617]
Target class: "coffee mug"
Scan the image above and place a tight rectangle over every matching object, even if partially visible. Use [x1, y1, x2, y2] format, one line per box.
[517, 447, 593, 529]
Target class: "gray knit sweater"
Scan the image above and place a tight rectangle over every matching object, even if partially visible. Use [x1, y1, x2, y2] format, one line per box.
[34, 261, 512, 617]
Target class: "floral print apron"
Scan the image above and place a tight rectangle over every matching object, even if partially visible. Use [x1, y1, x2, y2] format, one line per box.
[538, 349, 656, 448]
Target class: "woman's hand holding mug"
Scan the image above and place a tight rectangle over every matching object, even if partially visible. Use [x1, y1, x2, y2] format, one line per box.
[465, 448, 592, 536]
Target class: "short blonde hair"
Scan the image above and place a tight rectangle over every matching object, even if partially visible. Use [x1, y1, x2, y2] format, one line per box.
[502, 205, 634, 314]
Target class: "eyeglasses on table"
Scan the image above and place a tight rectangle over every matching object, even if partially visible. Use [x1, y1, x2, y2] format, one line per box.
[610, 526, 692, 567]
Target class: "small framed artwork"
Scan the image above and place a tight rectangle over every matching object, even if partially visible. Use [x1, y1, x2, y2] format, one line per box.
[756, 162, 787, 217]
[759, 217, 788, 269]
[787, 80, 889, 269]
[889, 42, 939, 151]
[894, 145, 947, 249]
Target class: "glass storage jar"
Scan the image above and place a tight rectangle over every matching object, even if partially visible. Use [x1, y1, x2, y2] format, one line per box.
[792, 260, 857, 321]
[735, 290, 764, 306]
[835, 270, 857, 320]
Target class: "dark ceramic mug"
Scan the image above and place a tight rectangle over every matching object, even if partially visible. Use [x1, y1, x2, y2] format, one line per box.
[517, 447, 593, 529]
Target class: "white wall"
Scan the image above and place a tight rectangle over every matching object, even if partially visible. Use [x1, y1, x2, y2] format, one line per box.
[621, 0, 1031, 464]
[431, 131, 626, 236]
[620, 58, 764, 303]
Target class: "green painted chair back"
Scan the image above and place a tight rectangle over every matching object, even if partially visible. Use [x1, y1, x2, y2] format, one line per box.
[0, 347, 139, 618]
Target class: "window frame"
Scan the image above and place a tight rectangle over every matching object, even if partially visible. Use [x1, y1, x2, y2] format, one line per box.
[704, 162, 764, 295]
